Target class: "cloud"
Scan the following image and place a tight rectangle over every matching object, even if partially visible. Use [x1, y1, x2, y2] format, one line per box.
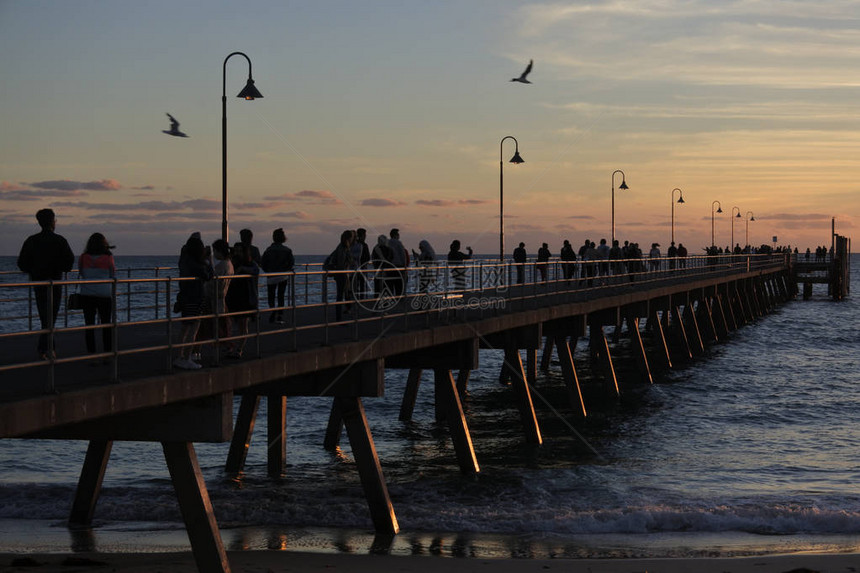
[415, 198, 490, 207]
[265, 189, 343, 205]
[1, 181, 28, 192]
[27, 179, 122, 191]
[360, 198, 407, 207]
[274, 211, 311, 220]
[2, 189, 87, 200]
[131, 185, 155, 190]
[568, 215, 596, 220]
[52, 199, 221, 212]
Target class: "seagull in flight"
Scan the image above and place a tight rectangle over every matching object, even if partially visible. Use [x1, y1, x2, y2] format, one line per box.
[511, 59, 533, 84]
[162, 113, 189, 138]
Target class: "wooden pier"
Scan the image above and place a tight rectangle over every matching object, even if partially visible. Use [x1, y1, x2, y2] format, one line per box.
[0, 255, 819, 572]
[792, 232, 851, 300]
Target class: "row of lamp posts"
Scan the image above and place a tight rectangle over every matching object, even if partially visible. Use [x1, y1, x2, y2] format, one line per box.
[219, 55, 754, 255]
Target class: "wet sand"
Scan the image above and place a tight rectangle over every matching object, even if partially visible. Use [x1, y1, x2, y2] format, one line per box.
[2, 551, 858, 573]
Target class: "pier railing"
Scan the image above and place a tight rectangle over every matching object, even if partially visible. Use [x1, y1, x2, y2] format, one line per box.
[0, 253, 788, 391]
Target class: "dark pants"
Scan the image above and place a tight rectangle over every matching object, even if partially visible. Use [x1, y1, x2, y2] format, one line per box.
[81, 295, 113, 353]
[267, 280, 287, 321]
[334, 275, 352, 320]
[516, 265, 525, 284]
[34, 284, 63, 355]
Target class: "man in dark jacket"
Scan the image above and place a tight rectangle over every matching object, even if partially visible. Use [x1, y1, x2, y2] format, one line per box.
[261, 228, 295, 324]
[17, 209, 75, 358]
[513, 242, 527, 284]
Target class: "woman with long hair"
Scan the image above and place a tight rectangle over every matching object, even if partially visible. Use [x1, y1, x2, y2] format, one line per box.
[78, 232, 116, 361]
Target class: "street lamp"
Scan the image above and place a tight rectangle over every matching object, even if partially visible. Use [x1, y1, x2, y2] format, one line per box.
[500, 135, 524, 262]
[611, 169, 629, 244]
[222, 51, 263, 243]
[671, 188, 684, 245]
[711, 200, 723, 248]
[731, 206, 741, 253]
[745, 211, 755, 249]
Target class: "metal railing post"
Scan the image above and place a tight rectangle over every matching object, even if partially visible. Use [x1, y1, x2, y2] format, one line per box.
[111, 278, 119, 382]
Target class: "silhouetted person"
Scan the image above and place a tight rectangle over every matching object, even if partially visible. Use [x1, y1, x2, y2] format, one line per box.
[414, 239, 437, 292]
[560, 240, 576, 280]
[388, 228, 408, 295]
[174, 234, 214, 370]
[667, 241, 677, 270]
[226, 243, 260, 357]
[609, 239, 623, 275]
[330, 230, 355, 321]
[513, 242, 527, 284]
[447, 240, 472, 290]
[239, 228, 262, 265]
[350, 228, 371, 298]
[371, 235, 394, 297]
[261, 228, 294, 324]
[649, 243, 661, 271]
[17, 208, 75, 359]
[536, 242, 550, 282]
[677, 243, 687, 268]
[78, 233, 116, 359]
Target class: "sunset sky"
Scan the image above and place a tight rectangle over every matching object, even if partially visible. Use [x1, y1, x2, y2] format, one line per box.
[1, 0, 857, 256]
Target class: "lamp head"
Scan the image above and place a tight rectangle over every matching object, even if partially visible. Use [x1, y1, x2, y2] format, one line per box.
[717, 206, 723, 213]
[509, 150, 524, 164]
[237, 78, 263, 100]
[619, 180, 629, 190]
[750, 215, 756, 221]
[735, 212, 742, 218]
[677, 195, 685, 204]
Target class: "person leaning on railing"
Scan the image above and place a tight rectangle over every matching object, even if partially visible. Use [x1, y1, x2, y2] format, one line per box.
[261, 228, 294, 324]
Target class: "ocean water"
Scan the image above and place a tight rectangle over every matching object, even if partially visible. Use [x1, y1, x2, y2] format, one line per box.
[0, 255, 858, 558]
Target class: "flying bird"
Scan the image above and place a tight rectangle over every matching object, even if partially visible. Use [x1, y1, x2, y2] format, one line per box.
[510, 59, 533, 84]
[162, 113, 189, 138]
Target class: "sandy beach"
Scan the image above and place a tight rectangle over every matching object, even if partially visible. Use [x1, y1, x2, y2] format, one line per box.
[2, 551, 859, 573]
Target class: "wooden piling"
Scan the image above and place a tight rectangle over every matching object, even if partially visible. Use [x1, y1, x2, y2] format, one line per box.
[456, 369, 471, 397]
[649, 308, 673, 370]
[592, 326, 620, 398]
[554, 336, 587, 416]
[682, 304, 705, 355]
[336, 396, 400, 534]
[433, 369, 480, 475]
[226, 395, 260, 471]
[503, 344, 542, 444]
[670, 306, 693, 361]
[267, 395, 286, 479]
[323, 398, 344, 451]
[398, 368, 423, 421]
[162, 441, 231, 573]
[69, 439, 113, 525]
[626, 316, 653, 384]
[539, 337, 554, 372]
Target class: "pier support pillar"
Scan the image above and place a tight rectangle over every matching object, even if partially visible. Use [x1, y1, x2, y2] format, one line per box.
[670, 306, 693, 362]
[162, 441, 232, 573]
[526, 348, 538, 387]
[434, 369, 480, 475]
[69, 439, 113, 525]
[626, 316, 653, 384]
[649, 308, 673, 370]
[225, 395, 260, 472]
[456, 369, 471, 397]
[539, 337, 554, 372]
[323, 398, 344, 450]
[589, 323, 620, 398]
[697, 298, 719, 344]
[555, 336, 586, 417]
[399, 368, 423, 421]
[336, 396, 399, 534]
[504, 344, 542, 444]
[267, 395, 286, 479]
[682, 304, 705, 354]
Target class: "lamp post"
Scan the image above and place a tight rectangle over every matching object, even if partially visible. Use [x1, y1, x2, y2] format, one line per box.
[499, 136, 524, 262]
[711, 200, 723, 248]
[731, 206, 741, 252]
[671, 188, 684, 245]
[222, 51, 263, 243]
[745, 211, 755, 249]
[611, 169, 629, 244]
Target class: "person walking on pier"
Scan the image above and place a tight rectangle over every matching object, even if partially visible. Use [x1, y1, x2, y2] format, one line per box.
[667, 241, 678, 271]
[447, 240, 472, 291]
[649, 243, 661, 272]
[17, 208, 75, 360]
[513, 242, 527, 284]
[609, 239, 623, 276]
[174, 234, 214, 370]
[261, 228, 294, 324]
[78, 233, 116, 360]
